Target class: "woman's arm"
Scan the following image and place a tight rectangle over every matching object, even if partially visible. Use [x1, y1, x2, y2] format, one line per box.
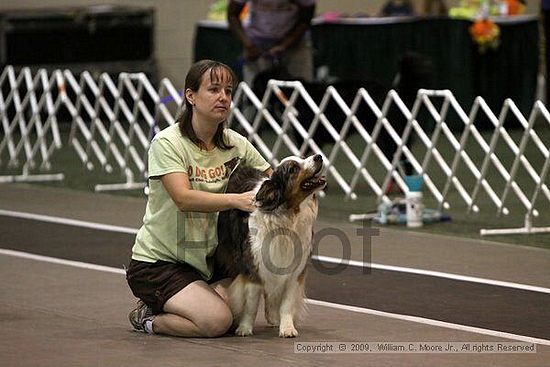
[161, 172, 257, 212]
[227, 0, 262, 61]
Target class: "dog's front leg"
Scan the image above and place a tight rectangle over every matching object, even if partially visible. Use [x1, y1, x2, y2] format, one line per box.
[278, 279, 303, 338]
[235, 281, 262, 336]
[264, 291, 281, 326]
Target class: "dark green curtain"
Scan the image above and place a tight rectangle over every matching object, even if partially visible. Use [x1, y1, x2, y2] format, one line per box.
[195, 17, 539, 130]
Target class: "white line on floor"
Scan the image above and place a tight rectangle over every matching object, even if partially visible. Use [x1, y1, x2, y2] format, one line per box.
[306, 299, 550, 346]
[312, 255, 550, 295]
[0, 248, 125, 274]
[2, 208, 550, 295]
[0, 209, 138, 234]
[1, 248, 549, 347]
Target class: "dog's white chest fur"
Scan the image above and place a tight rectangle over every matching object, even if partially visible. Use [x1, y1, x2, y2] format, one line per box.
[249, 196, 318, 287]
[228, 196, 318, 338]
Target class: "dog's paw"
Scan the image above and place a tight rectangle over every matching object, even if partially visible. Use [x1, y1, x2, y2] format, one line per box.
[235, 324, 254, 337]
[279, 326, 298, 338]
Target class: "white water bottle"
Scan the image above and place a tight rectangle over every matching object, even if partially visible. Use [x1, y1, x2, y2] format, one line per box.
[404, 175, 424, 228]
[406, 191, 424, 228]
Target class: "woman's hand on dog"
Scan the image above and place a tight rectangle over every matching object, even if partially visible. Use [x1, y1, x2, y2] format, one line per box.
[232, 190, 257, 212]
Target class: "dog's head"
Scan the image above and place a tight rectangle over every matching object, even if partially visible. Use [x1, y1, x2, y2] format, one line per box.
[255, 154, 326, 212]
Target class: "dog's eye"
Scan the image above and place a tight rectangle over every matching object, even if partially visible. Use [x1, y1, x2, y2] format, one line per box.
[290, 165, 299, 174]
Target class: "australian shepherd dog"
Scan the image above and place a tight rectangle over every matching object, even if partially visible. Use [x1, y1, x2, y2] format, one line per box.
[215, 154, 326, 337]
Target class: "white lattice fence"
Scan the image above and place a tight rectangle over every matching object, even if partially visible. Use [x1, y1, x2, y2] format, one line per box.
[229, 80, 550, 235]
[0, 66, 64, 183]
[58, 70, 181, 192]
[1, 66, 548, 235]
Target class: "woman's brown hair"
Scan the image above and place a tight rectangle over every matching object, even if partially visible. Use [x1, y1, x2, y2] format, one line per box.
[176, 59, 237, 150]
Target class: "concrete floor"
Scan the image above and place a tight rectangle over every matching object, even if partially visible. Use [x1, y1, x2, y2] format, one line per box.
[0, 183, 549, 366]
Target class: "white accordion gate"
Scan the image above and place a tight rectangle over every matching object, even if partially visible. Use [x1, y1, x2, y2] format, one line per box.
[0, 66, 548, 236]
[62, 70, 181, 192]
[0, 66, 64, 183]
[229, 79, 550, 236]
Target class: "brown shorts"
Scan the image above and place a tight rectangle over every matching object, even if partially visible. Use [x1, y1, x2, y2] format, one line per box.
[126, 259, 228, 314]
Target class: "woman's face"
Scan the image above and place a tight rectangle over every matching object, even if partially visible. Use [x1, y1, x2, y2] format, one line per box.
[188, 67, 233, 125]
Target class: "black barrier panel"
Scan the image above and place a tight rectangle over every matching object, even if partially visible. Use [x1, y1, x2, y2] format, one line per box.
[1, 6, 154, 65]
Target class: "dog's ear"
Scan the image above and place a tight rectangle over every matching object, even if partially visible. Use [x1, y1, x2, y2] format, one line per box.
[255, 180, 284, 211]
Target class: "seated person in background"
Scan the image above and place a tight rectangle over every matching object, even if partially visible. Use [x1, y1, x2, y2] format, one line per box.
[423, 0, 448, 15]
[380, 0, 416, 17]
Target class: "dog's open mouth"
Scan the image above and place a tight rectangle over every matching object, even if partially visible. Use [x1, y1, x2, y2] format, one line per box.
[301, 164, 327, 191]
[301, 176, 326, 190]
